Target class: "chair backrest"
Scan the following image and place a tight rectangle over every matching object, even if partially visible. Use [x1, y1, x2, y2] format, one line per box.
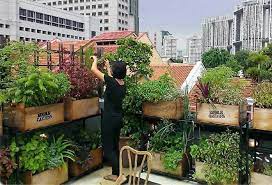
[116, 146, 152, 185]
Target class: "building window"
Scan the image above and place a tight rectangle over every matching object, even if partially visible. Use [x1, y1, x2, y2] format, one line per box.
[118, 4, 121, 8]
[58, 1, 62, 5]
[118, 27, 121, 30]
[86, 5, 90, 9]
[74, 6, 78, 10]
[25, 28, 30, 32]
[78, 22, 84, 31]
[63, 8, 67, 10]
[37, 30, 41, 33]
[27, 10, 35, 22]
[19, 8, 27, 20]
[100, 19, 102, 23]
[104, 19, 109, 23]
[91, 31, 96, 37]
[86, 0, 90, 2]
[5, 25, 10, 29]
[100, 27, 102, 31]
[52, 16, 59, 27]
[20, 37, 24, 41]
[74, 0, 78, 3]
[25, 38, 30, 41]
[92, 12, 96, 16]
[71, 35, 74, 38]
[104, 27, 109, 31]
[42, 31, 46, 34]
[80, 0, 84, 2]
[125, 21, 128, 25]
[92, 5, 96, 9]
[66, 19, 72, 29]
[48, 2, 51, 5]
[69, 0, 73, 3]
[104, 3, 109, 8]
[69, 7, 73, 10]
[98, 4, 102, 8]
[64, 1, 67, 4]
[53, 2, 56, 5]
[75, 36, 78, 39]
[86, 13, 90, 15]
[36, 12, 43, 24]
[98, 12, 102, 16]
[48, 31, 52, 35]
[44, 14, 51, 25]
[118, 12, 121, 16]
[53, 32, 56, 35]
[62, 34, 65, 37]
[118, 19, 121, 23]
[80, 6, 84, 10]
[31, 29, 35, 32]
[104, 11, 108, 16]
[58, 33, 61, 36]
[59, 18, 65, 27]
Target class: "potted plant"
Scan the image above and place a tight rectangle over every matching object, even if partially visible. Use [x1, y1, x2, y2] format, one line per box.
[58, 60, 100, 121]
[252, 82, 272, 131]
[190, 131, 246, 185]
[6, 67, 70, 131]
[68, 129, 103, 177]
[196, 66, 247, 126]
[0, 148, 17, 185]
[139, 74, 183, 120]
[10, 134, 75, 185]
[148, 121, 191, 177]
[251, 163, 272, 185]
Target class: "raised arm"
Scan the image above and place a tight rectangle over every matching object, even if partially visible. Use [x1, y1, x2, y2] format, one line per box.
[105, 59, 113, 77]
[91, 56, 105, 81]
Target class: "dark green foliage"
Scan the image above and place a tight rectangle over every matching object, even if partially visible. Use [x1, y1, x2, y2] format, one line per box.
[7, 67, 71, 107]
[253, 82, 272, 109]
[138, 74, 180, 103]
[190, 131, 247, 185]
[202, 48, 232, 68]
[0, 148, 17, 184]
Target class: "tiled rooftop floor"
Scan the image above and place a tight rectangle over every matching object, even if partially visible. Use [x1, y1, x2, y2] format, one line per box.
[71, 167, 197, 185]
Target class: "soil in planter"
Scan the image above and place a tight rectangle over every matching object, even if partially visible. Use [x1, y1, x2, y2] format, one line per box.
[69, 147, 103, 177]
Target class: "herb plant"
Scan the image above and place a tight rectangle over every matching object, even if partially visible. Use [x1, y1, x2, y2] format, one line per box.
[58, 60, 99, 100]
[0, 148, 17, 184]
[253, 82, 272, 109]
[138, 74, 181, 103]
[190, 131, 246, 185]
[198, 66, 247, 105]
[7, 67, 71, 107]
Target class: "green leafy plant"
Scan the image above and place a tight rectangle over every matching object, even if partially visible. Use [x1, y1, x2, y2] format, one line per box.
[138, 74, 181, 103]
[202, 48, 233, 68]
[253, 82, 272, 109]
[263, 163, 272, 176]
[47, 135, 75, 169]
[190, 131, 247, 185]
[199, 66, 247, 105]
[7, 67, 71, 107]
[0, 148, 17, 185]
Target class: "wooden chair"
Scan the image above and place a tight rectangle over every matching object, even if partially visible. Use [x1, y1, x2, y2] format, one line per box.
[115, 146, 153, 185]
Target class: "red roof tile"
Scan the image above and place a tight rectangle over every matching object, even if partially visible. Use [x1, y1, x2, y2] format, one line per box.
[150, 63, 194, 87]
[92, 31, 135, 41]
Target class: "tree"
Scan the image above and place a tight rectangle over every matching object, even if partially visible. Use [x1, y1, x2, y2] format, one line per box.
[234, 50, 251, 70]
[202, 48, 232, 68]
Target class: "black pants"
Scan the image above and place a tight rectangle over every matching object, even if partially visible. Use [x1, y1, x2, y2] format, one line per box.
[102, 114, 122, 176]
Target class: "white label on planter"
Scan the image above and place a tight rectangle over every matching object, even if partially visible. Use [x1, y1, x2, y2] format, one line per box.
[209, 110, 225, 118]
[37, 112, 53, 122]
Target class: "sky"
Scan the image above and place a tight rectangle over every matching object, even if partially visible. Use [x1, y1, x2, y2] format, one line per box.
[139, 0, 241, 52]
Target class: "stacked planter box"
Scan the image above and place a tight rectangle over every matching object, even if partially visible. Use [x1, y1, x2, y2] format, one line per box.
[151, 152, 188, 177]
[197, 103, 247, 126]
[69, 147, 103, 177]
[8, 103, 64, 132]
[64, 97, 100, 121]
[143, 98, 183, 120]
[23, 163, 68, 185]
[253, 108, 272, 131]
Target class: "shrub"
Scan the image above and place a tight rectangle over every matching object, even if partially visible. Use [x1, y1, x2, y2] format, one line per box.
[253, 82, 272, 109]
[7, 67, 70, 107]
[0, 148, 17, 184]
[138, 74, 180, 103]
[190, 131, 247, 185]
[58, 60, 99, 100]
[202, 48, 232, 68]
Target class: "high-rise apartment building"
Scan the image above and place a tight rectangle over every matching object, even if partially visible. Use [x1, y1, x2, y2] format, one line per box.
[202, 0, 272, 53]
[186, 34, 202, 64]
[32, 0, 139, 33]
[0, 0, 99, 42]
[153, 31, 178, 59]
[202, 16, 234, 53]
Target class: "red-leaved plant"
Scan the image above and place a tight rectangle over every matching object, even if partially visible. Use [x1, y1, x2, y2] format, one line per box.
[58, 60, 99, 100]
[0, 148, 17, 185]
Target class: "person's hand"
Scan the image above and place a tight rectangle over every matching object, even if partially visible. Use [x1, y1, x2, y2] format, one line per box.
[105, 59, 110, 68]
[91, 55, 97, 62]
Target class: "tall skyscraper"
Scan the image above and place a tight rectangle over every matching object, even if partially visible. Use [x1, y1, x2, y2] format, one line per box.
[202, 16, 234, 53]
[32, 0, 139, 33]
[186, 34, 202, 64]
[153, 30, 177, 59]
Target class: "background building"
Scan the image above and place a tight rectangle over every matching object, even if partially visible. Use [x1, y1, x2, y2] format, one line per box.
[186, 34, 202, 64]
[153, 30, 177, 59]
[202, 16, 234, 53]
[32, 0, 139, 33]
[0, 0, 99, 42]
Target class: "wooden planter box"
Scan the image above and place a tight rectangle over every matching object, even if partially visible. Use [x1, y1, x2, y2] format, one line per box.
[143, 98, 183, 120]
[253, 108, 272, 131]
[23, 163, 68, 185]
[151, 152, 188, 177]
[64, 97, 100, 121]
[0, 111, 2, 136]
[196, 103, 247, 126]
[69, 147, 103, 177]
[8, 103, 64, 132]
[251, 172, 272, 185]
